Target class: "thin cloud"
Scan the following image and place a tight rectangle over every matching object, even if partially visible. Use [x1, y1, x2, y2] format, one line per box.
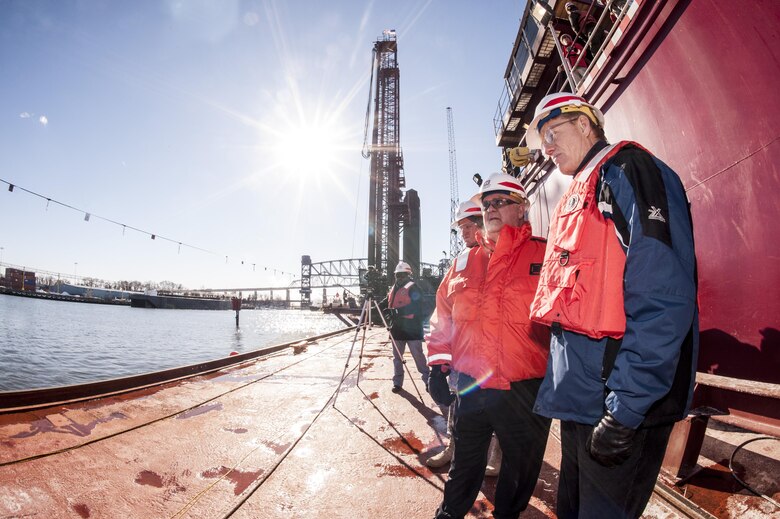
[19, 112, 47, 126]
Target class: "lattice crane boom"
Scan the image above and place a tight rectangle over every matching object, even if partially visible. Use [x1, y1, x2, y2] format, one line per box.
[366, 30, 405, 282]
[447, 107, 463, 259]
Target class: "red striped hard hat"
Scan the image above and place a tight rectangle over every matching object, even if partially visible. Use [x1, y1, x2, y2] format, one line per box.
[470, 172, 527, 204]
[527, 93, 604, 149]
[451, 200, 483, 229]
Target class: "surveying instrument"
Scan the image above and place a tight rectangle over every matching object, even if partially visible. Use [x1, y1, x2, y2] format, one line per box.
[331, 283, 427, 407]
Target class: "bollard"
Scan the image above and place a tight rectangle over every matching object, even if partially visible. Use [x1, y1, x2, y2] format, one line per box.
[231, 297, 241, 327]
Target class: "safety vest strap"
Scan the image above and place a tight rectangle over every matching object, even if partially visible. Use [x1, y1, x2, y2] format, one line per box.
[389, 281, 416, 317]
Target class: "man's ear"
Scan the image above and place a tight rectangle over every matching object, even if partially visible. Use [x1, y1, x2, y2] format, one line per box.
[579, 115, 591, 135]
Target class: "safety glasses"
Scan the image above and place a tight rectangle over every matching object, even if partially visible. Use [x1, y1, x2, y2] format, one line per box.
[542, 117, 579, 145]
[481, 198, 518, 210]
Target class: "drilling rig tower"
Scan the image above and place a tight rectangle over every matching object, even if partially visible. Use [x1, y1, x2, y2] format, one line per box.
[366, 30, 420, 282]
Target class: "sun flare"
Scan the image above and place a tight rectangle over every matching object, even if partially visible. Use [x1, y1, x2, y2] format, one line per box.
[272, 123, 344, 177]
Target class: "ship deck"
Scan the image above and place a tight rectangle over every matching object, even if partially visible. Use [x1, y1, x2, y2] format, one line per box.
[1, 327, 777, 518]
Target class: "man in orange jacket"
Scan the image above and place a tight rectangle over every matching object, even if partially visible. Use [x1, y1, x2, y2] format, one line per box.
[426, 200, 486, 470]
[427, 173, 551, 519]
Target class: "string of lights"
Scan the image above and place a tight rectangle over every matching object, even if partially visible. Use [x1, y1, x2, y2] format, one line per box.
[1, 177, 297, 278]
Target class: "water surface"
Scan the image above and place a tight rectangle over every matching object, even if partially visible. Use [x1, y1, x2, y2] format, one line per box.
[0, 294, 344, 391]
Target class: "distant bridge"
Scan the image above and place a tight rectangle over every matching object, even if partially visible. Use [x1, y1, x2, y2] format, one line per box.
[190, 257, 445, 306]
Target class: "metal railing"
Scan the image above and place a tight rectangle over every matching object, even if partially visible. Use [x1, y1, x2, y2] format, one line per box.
[567, 0, 634, 92]
[494, 0, 636, 142]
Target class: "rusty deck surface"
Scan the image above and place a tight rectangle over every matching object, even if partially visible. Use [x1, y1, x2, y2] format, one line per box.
[0, 327, 776, 518]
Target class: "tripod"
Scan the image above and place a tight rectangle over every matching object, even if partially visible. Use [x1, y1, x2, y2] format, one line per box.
[332, 295, 427, 407]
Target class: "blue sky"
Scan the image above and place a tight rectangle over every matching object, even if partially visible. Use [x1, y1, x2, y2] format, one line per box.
[0, 0, 525, 289]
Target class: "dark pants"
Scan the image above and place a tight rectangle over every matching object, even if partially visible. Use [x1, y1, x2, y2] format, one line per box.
[391, 338, 429, 387]
[557, 420, 674, 519]
[435, 378, 550, 519]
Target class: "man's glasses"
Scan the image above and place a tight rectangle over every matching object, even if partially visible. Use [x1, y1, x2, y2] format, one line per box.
[542, 117, 579, 145]
[482, 198, 518, 210]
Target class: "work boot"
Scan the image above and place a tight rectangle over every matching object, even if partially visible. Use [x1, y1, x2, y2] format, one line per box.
[485, 435, 502, 477]
[426, 441, 454, 468]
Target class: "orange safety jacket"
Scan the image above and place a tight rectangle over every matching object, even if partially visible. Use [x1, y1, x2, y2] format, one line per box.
[388, 281, 415, 319]
[530, 141, 640, 340]
[427, 223, 550, 390]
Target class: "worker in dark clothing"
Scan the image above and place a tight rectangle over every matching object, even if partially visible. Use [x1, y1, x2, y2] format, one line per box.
[565, 1, 607, 61]
[386, 261, 429, 393]
[526, 92, 699, 518]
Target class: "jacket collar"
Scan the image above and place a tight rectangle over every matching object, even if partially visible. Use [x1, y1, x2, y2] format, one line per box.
[476, 222, 532, 258]
[574, 140, 609, 174]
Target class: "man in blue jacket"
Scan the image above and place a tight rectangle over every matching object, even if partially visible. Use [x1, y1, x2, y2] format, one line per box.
[527, 93, 699, 518]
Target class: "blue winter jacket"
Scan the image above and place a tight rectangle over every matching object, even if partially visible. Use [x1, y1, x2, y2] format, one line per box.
[534, 142, 699, 428]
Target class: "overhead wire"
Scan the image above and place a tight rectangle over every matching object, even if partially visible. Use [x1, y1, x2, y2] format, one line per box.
[0, 177, 296, 278]
[353, 45, 376, 258]
[360, 48, 376, 160]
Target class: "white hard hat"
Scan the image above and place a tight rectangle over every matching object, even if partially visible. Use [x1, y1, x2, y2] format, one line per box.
[450, 200, 483, 229]
[394, 261, 412, 274]
[526, 93, 605, 149]
[470, 172, 527, 205]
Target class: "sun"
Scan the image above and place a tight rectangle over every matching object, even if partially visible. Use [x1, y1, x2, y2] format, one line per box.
[249, 70, 367, 200]
[248, 109, 360, 209]
[272, 122, 344, 178]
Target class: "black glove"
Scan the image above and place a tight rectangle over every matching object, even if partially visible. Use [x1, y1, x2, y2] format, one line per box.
[586, 412, 637, 467]
[427, 365, 454, 406]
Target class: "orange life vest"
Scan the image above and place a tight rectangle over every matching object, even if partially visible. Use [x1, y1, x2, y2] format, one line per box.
[389, 281, 415, 319]
[530, 141, 639, 340]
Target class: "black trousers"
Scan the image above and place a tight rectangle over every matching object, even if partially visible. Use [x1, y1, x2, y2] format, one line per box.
[435, 378, 550, 519]
[557, 420, 674, 519]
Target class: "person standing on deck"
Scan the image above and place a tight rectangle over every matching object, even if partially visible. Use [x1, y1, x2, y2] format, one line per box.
[385, 261, 430, 393]
[427, 174, 551, 519]
[527, 92, 699, 518]
[427, 200, 502, 473]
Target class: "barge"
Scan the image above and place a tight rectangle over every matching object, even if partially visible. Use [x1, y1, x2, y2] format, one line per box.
[0, 286, 130, 306]
[1, 327, 776, 517]
[130, 293, 232, 310]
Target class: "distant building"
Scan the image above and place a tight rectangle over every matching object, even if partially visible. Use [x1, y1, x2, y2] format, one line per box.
[4, 268, 36, 292]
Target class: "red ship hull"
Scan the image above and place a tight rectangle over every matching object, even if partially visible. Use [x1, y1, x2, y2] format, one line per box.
[587, 0, 780, 378]
[494, 1, 780, 511]
[498, 0, 780, 385]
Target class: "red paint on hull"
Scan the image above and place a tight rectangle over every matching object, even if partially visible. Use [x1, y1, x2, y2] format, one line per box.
[589, 0, 780, 377]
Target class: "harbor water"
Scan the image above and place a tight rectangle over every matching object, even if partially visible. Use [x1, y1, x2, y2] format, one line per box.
[0, 294, 345, 392]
